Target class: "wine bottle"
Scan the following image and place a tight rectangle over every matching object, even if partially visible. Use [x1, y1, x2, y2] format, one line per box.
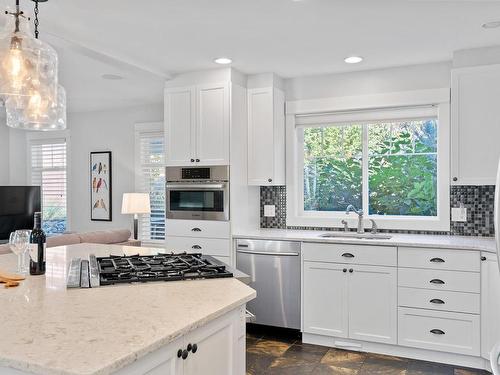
[29, 212, 46, 275]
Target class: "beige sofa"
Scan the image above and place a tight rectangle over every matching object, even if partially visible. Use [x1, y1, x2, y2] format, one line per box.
[0, 229, 140, 255]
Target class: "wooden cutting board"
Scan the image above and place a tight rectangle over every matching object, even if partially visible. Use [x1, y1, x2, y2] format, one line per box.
[0, 270, 26, 281]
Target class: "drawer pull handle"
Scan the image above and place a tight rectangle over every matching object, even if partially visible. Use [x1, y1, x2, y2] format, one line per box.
[192, 245, 202, 250]
[430, 257, 445, 263]
[430, 279, 445, 285]
[430, 298, 445, 305]
[342, 253, 355, 258]
[343, 268, 347, 273]
[191, 228, 202, 232]
[430, 329, 445, 335]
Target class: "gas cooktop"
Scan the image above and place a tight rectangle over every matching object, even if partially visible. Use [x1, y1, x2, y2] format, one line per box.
[96, 253, 233, 286]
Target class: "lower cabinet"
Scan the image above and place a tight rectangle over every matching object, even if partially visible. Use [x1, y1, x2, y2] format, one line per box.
[398, 307, 480, 356]
[303, 261, 348, 338]
[303, 261, 397, 344]
[115, 307, 245, 375]
[481, 252, 500, 361]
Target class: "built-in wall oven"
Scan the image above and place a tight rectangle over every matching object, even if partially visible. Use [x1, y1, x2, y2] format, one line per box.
[166, 166, 229, 221]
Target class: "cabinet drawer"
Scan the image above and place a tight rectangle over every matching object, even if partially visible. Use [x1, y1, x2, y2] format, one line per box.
[166, 236, 230, 257]
[167, 219, 230, 239]
[398, 247, 480, 272]
[398, 268, 480, 293]
[302, 242, 396, 267]
[398, 307, 480, 356]
[398, 287, 480, 314]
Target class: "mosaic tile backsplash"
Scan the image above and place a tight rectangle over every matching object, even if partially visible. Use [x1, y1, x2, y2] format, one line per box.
[260, 185, 496, 237]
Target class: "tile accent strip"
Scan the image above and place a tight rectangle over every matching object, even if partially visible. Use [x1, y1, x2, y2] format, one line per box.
[260, 185, 496, 237]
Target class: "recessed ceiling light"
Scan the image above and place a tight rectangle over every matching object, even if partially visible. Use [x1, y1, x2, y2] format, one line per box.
[344, 56, 363, 64]
[214, 57, 232, 65]
[482, 21, 500, 29]
[101, 74, 124, 80]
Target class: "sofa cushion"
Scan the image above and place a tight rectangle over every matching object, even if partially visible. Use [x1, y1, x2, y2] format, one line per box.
[0, 244, 11, 255]
[78, 229, 131, 245]
[47, 233, 82, 248]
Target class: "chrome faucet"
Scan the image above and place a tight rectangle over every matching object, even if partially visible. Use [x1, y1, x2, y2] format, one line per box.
[346, 205, 364, 234]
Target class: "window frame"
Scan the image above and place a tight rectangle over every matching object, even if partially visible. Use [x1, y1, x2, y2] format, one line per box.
[27, 130, 71, 233]
[134, 122, 166, 246]
[285, 89, 450, 231]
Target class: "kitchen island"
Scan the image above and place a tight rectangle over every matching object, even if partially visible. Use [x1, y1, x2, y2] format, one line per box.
[0, 243, 256, 375]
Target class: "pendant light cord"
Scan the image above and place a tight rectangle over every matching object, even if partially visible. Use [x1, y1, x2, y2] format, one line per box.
[34, 0, 39, 39]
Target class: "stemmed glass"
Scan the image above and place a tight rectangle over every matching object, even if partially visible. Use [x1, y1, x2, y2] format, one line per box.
[9, 230, 31, 275]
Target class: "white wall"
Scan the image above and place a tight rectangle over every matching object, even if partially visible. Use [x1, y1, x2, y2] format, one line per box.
[0, 117, 9, 185]
[67, 103, 163, 233]
[284, 61, 451, 101]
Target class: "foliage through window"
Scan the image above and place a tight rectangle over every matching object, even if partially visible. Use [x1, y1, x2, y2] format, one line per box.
[303, 118, 438, 217]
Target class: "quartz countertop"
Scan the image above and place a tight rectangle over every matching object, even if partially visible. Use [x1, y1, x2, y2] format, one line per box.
[0, 243, 256, 375]
[233, 229, 497, 253]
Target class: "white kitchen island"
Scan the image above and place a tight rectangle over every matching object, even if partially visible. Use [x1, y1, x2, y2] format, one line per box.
[0, 243, 256, 375]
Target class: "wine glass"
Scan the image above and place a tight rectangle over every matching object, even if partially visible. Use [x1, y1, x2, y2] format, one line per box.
[9, 230, 31, 274]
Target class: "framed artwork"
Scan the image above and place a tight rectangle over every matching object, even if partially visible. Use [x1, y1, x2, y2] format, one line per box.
[90, 151, 112, 221]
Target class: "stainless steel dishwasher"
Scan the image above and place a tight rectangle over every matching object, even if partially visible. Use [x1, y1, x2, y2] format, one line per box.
[236, 239, 301, 329]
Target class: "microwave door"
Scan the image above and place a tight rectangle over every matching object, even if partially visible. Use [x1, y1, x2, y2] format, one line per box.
[166, 185, 228, 221]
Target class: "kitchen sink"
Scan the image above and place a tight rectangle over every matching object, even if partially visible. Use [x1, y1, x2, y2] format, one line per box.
[319, 232, 392, 240]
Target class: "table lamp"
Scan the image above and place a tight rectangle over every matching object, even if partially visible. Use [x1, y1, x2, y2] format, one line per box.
[121, 193, 151, 240]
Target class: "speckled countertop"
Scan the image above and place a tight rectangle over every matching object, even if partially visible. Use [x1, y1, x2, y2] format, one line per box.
[233, 229, 497, 253]
[0, 243, 256, 375]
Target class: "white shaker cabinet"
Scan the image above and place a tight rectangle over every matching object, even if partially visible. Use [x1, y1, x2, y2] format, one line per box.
[303, 261, 349, 338]
[451, 64, 500, 185]
[481, 252, 500, 362]
[196, 83, 230, 166]
[114, 307, 245, 375]
[348, 265, 397, 344]
[165, 83, 230, 166]
[302, 243, 397, 345]
[247, 87, 285, 185]
[164, 86, 196, 166]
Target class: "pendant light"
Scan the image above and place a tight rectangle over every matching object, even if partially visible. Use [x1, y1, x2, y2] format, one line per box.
[0, 0, 58, 100]
[1, 0, 66, 131]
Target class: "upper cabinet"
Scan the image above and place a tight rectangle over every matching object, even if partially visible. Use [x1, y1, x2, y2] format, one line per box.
[451, 64, 500, 185]
[165, 83, 230, 166]
[247, 87, 285, 185]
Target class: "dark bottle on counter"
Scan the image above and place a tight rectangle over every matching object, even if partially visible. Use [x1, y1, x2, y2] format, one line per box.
[29, 212, 46, 275]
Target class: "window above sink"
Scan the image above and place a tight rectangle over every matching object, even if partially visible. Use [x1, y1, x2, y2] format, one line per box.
[285, 89, 450, 232]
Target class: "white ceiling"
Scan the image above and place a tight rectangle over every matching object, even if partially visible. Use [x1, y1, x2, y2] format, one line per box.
[1, 0, 500, 111]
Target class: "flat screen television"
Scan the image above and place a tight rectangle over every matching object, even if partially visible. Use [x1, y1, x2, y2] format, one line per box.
[0, 186, 41, 242]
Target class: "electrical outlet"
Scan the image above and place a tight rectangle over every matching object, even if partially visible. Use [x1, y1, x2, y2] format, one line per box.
[451, 206, 467, 222]
[264, 205, 276, 217]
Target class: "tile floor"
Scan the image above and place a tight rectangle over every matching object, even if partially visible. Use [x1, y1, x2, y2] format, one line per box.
[246, 328, 489, 375]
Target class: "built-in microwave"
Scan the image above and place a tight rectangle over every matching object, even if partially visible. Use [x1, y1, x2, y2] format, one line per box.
[165, 166, 229, 221]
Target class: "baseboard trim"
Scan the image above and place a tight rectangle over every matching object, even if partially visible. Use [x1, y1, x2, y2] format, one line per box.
[302, 333, 490, 371]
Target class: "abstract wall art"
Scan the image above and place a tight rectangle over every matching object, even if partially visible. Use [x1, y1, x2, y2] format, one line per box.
[90, 151, 112, 221]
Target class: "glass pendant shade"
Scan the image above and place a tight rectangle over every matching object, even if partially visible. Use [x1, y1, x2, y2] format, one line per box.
[0, 14, 58, 100]
[5, 84, 67, 131]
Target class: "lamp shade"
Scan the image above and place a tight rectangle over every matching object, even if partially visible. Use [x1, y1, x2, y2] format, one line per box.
[121, 193, 151, 214]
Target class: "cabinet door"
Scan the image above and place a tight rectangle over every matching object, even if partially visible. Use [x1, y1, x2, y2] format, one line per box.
[452, 65, 500, 184]
[481, 252, 500, 360]
[114, 337, 183, 375]
[248, 88, 275, 185]
[183, 311, 236, 375]
[196, 83, 230, 165]
[303, 261, 348, 337]
[165, 86, 196, 166]
[348, 265, 397, 344]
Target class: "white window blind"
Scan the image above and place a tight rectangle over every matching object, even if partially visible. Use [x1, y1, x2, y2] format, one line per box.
[136, 129, 165, 243]
[29, 138, 67, 234]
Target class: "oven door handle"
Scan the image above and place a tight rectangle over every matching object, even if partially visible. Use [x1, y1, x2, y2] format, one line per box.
[166, 183, 226, 190]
